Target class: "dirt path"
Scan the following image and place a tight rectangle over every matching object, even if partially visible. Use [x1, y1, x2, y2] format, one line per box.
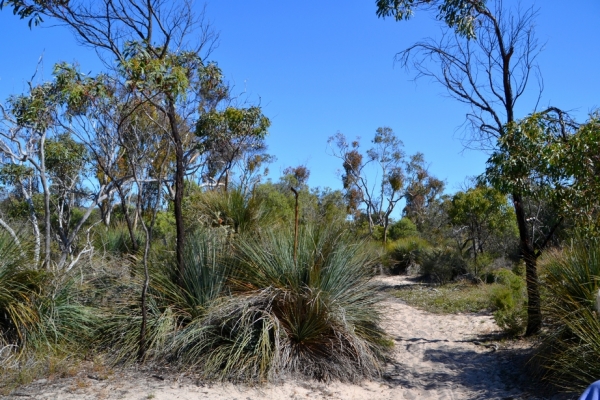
[2, 276, 571, 400]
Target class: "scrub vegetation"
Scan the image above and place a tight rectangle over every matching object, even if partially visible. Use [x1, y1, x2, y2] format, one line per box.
[0, 0, 599, 397]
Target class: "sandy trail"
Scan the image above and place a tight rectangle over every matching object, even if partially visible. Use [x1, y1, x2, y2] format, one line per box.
[2, 276, 564, 400]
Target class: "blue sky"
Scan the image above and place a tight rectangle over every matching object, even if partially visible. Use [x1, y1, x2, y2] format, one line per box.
[1, 1, 599, 194]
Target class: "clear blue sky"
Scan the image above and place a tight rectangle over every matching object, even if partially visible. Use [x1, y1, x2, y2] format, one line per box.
[1, 1, 599, 194]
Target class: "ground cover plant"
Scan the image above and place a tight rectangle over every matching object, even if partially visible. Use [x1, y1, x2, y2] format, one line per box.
[393, 280, 499, 314]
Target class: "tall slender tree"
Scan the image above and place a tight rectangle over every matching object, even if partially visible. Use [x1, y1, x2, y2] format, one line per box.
[376, 0, 549, 334]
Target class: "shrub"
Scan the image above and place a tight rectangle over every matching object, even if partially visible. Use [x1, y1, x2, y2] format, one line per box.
[0, 233, 42, 349]
[96, 229, 230, 364]
[97, 225, 388, 382]
[94, 223, 144, 255]
[179, 225, 389, 382]
[420, 247, 467, 284]
[185, 187, 270, 236]
[534, 242, 600, 392]
[388, 218, 418, 241]
[0, 232, 98, 358]
[489, 269, 527, 336]
[387, 236, 430, 275]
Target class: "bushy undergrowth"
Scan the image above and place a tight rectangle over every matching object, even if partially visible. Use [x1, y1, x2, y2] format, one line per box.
[94, 222, 145, 255]
[387, 236, 430, 275]
[185, 187, 271, 235]
[489, 269, 527, 336]
[0, 232, 99, 393]
[420, 247, 468, 284]
[96, 229, 231, 364]
[535, 243, 600, 392]
[97, 225, 388, 382]
[205, 226, 388, 381]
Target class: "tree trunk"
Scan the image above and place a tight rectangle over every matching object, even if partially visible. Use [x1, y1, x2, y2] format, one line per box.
[38, 135, 52, 268]
[168, 99, 185, 284]
[117, 184, 139, 253]
[512, 191, 541, 335]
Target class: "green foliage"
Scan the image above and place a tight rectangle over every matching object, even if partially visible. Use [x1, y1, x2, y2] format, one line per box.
[196, 106, 271, 188]
[420, 247, 467, 284]
[388, 217, 418, 241]
[151, 211, 176, 242]
[94, 223, 145, 255]
[486, 111, 600, 237]
[0, 233, 43, 347]
[44, 132, 87, 181]
[0, 164, 34, 187]
[535, 242, 600, 392]
[121, 42, 199, 99]
[192, 225, 388, 381]
[328, 128, 407, 240]
[394, 281, 498, 314]
[97, 229, 230, 364]
[97, 225, 387, 382]
[0, 231, 97, 356]
[449, 185, 517, 259]
[0, 0, 67, 27]
[387, 235, 431, 274]
[489, 269, 527, 336]
[375, 0, 486, 39]
[403, 153, 446, 237]
[184, 187, 270, 236]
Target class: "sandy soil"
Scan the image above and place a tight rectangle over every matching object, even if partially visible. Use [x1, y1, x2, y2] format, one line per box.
[1, 276, 575, 400]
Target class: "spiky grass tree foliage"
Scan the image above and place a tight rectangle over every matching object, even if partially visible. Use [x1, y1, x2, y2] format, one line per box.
[29, 274, 99, 352]
[98, 229, 231, 364]
[186, 187, 270, 235]
[537, 242, 600, 392]
[0, 233, 42, 350]
[94, 223, 145, 255]
[0, 231, 97, 358]
[175, 225, 389, 382]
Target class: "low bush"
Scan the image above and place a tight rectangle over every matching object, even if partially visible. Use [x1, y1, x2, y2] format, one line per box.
[387, 236, 431, 275]
[94, 223, 145, 255]
[489, 269, 527, 336]
[97, 225, 388, 382]
[185, 187, 270, 236]
[96, 229, 230, 364]
[174, 225, 389, 382]
[534, 242, 600, 392]
[0, 233, 98, 353]
[420, 247, 467, 284]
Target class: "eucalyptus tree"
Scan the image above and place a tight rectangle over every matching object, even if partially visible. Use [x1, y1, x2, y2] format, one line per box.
[487, 109, 600, 238]
[196, 106, 271, 192]
[448, 185, 516, 260]
[403, 153, 445, 234]
[376, 0, 549, 334]
[0, 64, 119, 269]
[328, 127, 405, 242]
[3, 0, 235, 280]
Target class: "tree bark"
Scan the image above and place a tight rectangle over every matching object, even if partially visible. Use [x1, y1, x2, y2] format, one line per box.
[512, 191, 541, 335]
[168, 98, 185, 284]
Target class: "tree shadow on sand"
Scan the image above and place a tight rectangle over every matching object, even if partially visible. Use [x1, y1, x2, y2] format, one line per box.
[381, 337, 576, 400]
